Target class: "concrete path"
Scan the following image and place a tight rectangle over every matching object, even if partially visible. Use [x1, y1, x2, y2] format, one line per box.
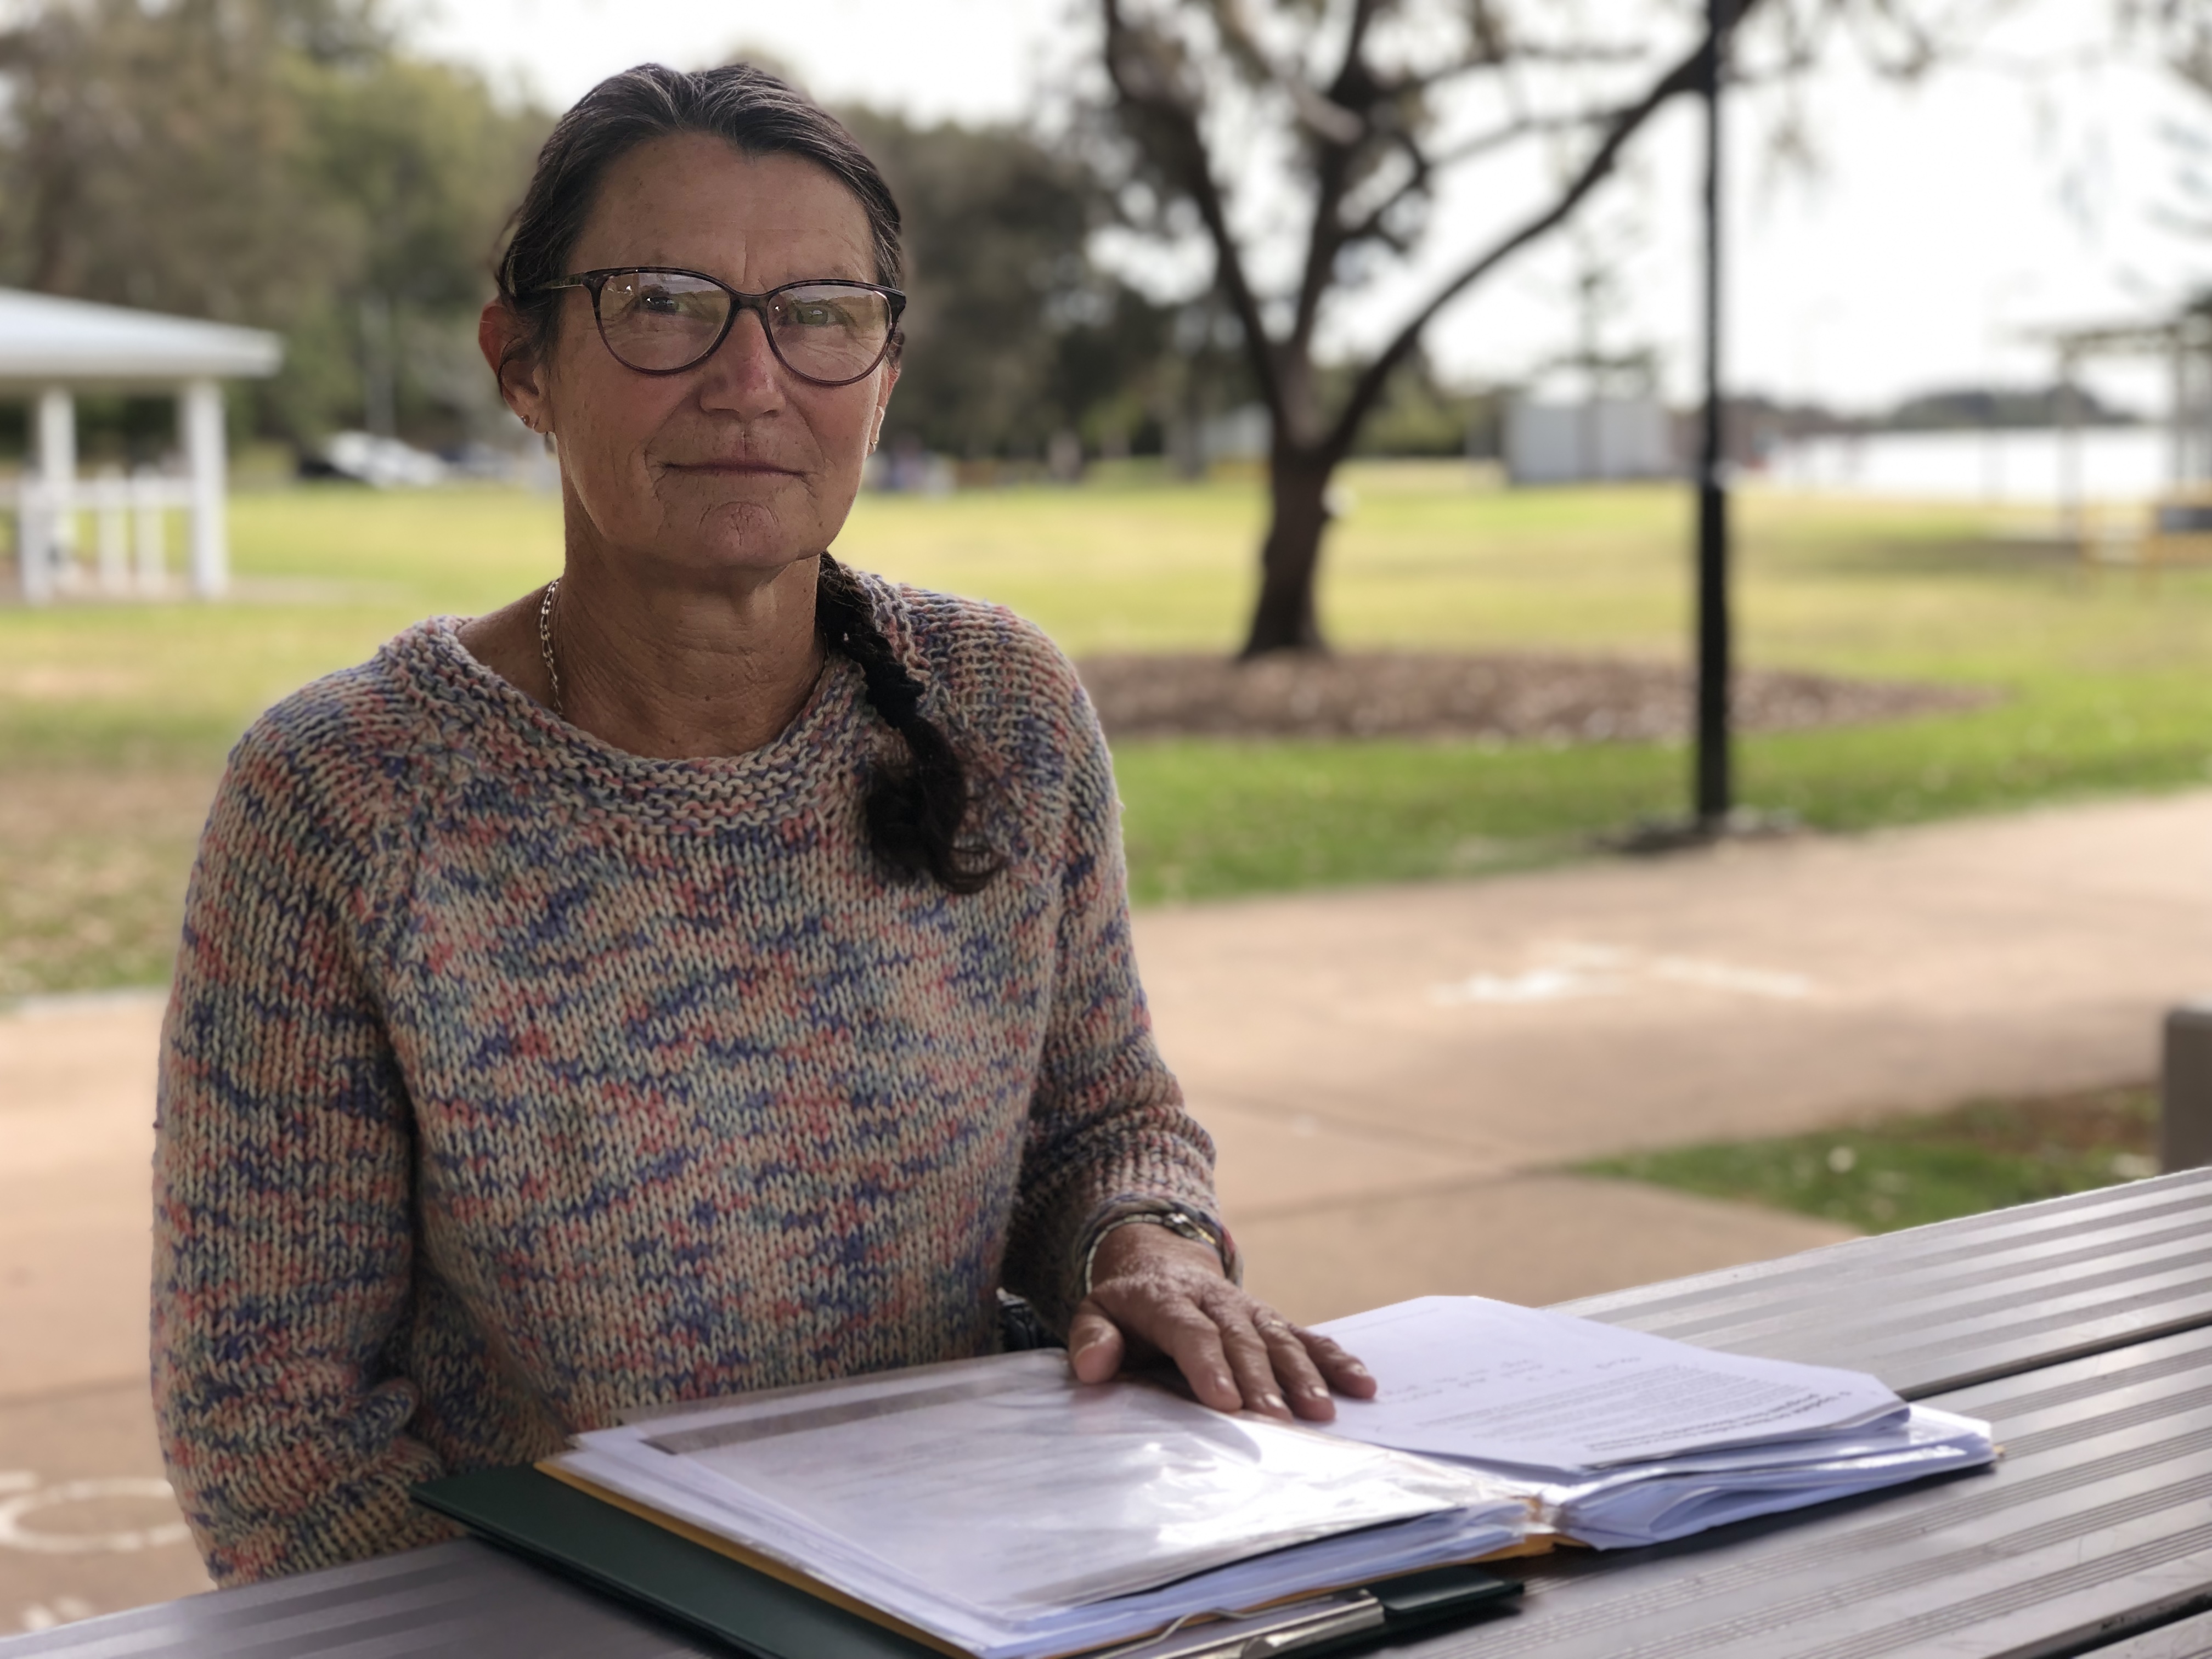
[1, 995, 213, 1628]
[3, 787, 2208, 1630]
[1158, 790, 2212, 1319]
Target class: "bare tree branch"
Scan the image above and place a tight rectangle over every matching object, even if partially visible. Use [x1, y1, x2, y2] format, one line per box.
[1217, 0, 1369, 143]
[1284, 0, 1392, 380]
[1398, 40, 1654, 94]
[1319, 7, 1766, 462]
[1333, 147, 1431, 252]
[1421, 104, 1631, 172]
[1101, 0, 1285, 416]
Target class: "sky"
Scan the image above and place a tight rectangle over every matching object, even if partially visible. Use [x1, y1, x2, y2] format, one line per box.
[411, 0, 2210, 419]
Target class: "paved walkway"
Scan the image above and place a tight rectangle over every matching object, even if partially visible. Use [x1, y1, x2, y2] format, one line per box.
[1161, 789, 2212, 1317]
[1, 995, 211, 1629]
[4, 788, 2208, 1630]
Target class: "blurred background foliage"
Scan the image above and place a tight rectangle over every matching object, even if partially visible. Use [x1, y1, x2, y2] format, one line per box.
[0, 0, 545, 450]
[839, 107, 1183, 462]
[0, 0, 1478, 466]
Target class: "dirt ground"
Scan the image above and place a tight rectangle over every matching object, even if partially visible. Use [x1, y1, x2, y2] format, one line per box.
[0, 770, 223, 1000]
[1077, 651, 1988, 742]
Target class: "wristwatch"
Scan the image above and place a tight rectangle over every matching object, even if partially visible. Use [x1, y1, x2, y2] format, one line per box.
[1081, 1207, 1228, 1297]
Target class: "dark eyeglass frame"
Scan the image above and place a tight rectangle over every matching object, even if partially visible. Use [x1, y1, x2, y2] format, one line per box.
[538, 267, 907, 386]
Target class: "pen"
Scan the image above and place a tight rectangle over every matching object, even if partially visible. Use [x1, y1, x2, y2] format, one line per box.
[1094, 1565, 1521, 1659]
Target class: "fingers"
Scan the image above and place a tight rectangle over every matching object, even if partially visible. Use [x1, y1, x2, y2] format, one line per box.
[1151, 1304, 1244, 1413]
[1215, 1302, 1294, 1419]
[1071, 1246, 1377, 1420]
[1066, 1300, 1125, 1385]
[1254, 1315, 1336, 1421]
[1298, 1328, 1378, 1401]
[1073, 1291, 1245, 1414]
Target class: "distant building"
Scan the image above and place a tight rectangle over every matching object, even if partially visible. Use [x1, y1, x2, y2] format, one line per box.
[0, 287, 281, 603]
[1505, 397, 1674, 485]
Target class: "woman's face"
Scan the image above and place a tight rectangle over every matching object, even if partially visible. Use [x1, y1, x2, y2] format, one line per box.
[502, 133, 896, 583]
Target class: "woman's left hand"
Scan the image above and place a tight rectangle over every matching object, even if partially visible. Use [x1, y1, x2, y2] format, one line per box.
[1066, 1223, 1375, 1421]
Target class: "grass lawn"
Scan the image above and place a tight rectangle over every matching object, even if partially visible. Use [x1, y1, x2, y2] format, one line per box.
[4, 464, 2211, 993]
[1576, 1083, 2160, 1233]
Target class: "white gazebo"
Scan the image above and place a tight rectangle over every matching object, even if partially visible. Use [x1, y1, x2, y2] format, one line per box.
[0, 287, 282, 603]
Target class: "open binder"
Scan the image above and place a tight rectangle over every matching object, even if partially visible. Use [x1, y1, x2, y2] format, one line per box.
[411, 1294, 1990, 1655]
[413, 1464, 1522, 1659]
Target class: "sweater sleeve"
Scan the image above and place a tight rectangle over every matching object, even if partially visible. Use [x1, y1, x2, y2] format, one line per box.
[999, 658, 1226, 1330]
[153, 709, 454, 1586]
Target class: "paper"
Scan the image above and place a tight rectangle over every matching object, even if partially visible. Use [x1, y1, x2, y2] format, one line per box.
[1524, 1404, 1997, 1546]
[1316, 1296, 1906, 1469]
[1308, 1297, 1993, 1551]
[621, 1359, 1480, 1610]
[554, 1350, 1531, 1659]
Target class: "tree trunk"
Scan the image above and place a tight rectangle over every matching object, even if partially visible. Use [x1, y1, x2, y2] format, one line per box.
[1240, 448, 1334, 657]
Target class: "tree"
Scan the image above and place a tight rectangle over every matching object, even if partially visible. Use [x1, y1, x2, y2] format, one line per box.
[1093, 0, 1982, 656]
[0, 0, 546, 448]
[839, 108, 1177, 461]
[304, 52, 550, 445]
[2153, 0, 2211, 95]
[0, 4, 365, 325]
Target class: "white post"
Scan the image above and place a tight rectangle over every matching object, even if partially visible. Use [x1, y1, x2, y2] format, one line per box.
[35, 386, 76, 599]
[131, 466, 167, 594]
[2172, 330, 2188, 490]
[181, 378, 227, 598]
[17, 480, 50, 605]
[2057, 348, 2083, 554]
[95, 465, 128, 592]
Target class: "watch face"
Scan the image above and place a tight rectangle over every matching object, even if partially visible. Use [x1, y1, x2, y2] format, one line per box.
[1163, 1211, 1216, 1245]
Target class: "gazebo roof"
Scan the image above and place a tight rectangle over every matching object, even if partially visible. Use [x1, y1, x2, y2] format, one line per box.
[0, 287, 281, 387]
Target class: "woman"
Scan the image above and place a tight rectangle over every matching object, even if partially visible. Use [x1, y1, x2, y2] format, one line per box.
[152, 62, 1370, 1587]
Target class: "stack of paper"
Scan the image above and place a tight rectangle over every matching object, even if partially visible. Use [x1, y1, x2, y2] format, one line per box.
[1314, 1297, 1996, 1548]
[550, 1350, 1531, 1659]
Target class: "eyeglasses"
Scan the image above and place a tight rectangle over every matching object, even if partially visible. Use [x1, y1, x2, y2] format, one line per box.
[539, 268, 906, 385]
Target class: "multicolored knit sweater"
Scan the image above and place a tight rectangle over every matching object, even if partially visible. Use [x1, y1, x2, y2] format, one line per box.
[152, 574, 1220, 1587]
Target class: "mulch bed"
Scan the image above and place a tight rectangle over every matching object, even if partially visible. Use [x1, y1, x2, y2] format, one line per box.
[1075, 652, 1993, 743]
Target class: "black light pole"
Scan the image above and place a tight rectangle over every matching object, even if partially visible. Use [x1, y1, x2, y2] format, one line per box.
[1694, 0, 1735, 828]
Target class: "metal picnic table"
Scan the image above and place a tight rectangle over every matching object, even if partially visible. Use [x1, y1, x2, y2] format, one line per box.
[9, 1169, 2212, 1659]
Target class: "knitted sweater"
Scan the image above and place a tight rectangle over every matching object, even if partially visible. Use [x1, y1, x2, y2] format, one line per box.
[151, 575, 1220, 1587]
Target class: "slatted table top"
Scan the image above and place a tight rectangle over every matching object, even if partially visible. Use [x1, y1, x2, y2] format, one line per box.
[1559, 1167, 2212, 1399]
[2095, 1609, 2212, 1659]
[10, 1172, 2212, 1658]
[1396, 1323, 2212, 1658]
[0, 1538, 713, 1657]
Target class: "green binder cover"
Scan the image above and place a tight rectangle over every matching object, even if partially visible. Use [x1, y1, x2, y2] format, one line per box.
[414, 1465, 1521, 1659]
[414, 1465, 939, 1658]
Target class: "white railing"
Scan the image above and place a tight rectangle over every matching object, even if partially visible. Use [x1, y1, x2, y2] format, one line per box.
[4, 469, 198, 603]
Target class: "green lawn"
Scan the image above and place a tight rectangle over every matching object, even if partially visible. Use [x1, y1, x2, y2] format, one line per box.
[4, 466, 2211, 991]
[1577, 1084, 2160, 1233]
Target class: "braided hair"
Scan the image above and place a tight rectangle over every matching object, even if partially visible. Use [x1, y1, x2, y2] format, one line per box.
[815, 555, 1003, 894]
[495, 63, 999, 893]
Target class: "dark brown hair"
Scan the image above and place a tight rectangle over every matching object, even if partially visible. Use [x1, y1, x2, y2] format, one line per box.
[496, 63, 1000, 894]
[494, 62, 903, 365]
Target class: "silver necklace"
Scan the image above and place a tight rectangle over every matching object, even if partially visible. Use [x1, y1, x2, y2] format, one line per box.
[537, 578, 563, 715]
